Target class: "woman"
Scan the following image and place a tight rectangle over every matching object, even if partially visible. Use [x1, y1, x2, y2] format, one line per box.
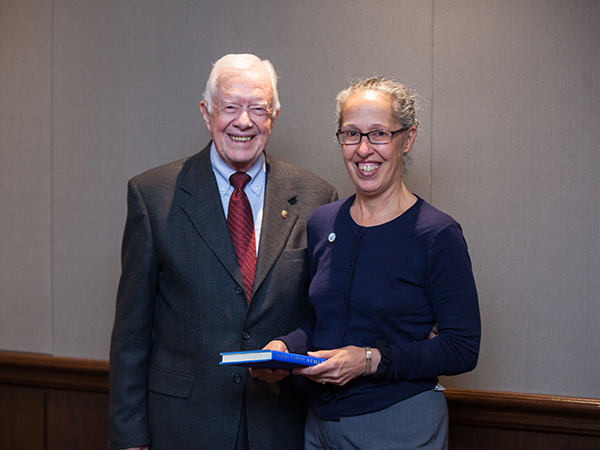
[253, 77, 481, 449]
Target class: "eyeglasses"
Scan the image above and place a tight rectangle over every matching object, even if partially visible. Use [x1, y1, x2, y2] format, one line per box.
[219, 103, 272, 119]
[336, 127, 409, 145]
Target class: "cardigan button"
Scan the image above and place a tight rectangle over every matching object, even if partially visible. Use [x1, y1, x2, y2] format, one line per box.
[235, 286, 244, 295]
[233, 374, 243, 384]
[242, 331, 251, 340]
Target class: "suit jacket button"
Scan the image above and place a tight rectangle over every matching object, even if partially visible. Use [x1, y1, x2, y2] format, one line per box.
[234, 374, 243, 384]
[235, 286, 244, 295]
[242, 331, 251, 340]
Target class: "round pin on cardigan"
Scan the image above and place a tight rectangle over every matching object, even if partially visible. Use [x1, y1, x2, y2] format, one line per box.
[281, 210, 288, 218]
[328, 233, 336, 242]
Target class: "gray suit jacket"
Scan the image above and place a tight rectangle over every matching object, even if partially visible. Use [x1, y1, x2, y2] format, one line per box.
[108, 143, 337, 450]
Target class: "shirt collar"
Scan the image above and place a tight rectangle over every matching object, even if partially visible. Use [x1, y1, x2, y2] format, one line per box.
[210, 143, 265, 198]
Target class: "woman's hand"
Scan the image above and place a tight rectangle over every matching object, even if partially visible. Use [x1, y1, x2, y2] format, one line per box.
[249, 340, 292, 383]
[293, 346, 381, 386]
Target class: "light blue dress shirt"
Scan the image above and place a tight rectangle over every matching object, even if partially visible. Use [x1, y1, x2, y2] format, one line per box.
[210, 144, 265, 252]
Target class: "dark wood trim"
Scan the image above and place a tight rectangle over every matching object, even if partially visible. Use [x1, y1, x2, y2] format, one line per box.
[0, 350, 109, 393]
[445, 388, 600, 437]
[1, 350, 600, 439]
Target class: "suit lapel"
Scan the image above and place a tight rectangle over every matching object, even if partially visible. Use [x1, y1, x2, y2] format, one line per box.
[180, 144, 243, 287]
[179, 148, 299, 302]
[253, 155, 299, 297]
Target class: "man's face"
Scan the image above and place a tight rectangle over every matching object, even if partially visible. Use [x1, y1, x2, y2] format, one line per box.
[200, 70, 278, 172]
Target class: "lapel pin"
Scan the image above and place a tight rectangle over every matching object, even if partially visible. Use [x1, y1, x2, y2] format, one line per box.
[282, 210, 288, 219]
[328, 233, 336, 243]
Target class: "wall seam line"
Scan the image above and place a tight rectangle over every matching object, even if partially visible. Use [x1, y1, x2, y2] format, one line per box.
[50, 0, 55, 355]
[430, 0, 435, 204]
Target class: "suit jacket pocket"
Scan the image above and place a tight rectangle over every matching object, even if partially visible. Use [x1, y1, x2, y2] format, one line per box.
[283, 248, 308, 261]
[148, 365, 194, 399]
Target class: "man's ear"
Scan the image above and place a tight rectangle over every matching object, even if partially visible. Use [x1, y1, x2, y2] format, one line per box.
[199, 101, 212, 130]
[270, 108, 280, 129]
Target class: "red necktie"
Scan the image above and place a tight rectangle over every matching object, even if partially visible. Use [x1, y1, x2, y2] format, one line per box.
[227, 172, 256, 302]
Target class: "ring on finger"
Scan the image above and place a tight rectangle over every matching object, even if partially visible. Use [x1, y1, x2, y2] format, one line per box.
[321, 378, 326, 385]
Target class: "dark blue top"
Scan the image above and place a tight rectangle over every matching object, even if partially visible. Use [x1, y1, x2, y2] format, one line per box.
[281, 196, 481, 420]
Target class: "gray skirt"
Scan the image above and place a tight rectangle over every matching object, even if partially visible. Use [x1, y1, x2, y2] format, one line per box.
[304, 389, 448, 450]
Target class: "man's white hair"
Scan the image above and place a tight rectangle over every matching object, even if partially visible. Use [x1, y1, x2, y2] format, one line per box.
[202, 54, 280, 118]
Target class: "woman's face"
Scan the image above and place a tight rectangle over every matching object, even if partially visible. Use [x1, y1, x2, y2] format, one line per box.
[339, 91, 416, 199]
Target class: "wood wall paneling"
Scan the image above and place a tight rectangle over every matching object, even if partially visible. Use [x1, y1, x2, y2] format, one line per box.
[46, 390, 109, 450]
[1, 351, 600, 450]
[0, 385, 46, 450]
[449, 426, 600, 450]
[445, 388, 600, 450]
[0, 351, 109, 450]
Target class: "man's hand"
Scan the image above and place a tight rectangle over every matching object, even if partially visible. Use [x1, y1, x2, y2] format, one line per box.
[428, 323, 439, 339]
[249, 340, 291, 383]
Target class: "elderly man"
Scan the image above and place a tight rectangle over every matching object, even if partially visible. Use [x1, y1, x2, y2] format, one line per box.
[108, 54, 337, 450]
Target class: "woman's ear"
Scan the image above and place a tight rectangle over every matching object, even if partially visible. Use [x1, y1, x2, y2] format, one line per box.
[403, 126, 418, 154]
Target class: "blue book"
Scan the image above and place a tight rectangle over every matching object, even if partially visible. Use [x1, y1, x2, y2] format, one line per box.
[220, 350, 325, 369]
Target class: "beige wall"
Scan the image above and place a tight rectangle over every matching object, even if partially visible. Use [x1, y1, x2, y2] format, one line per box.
[1, 0, 599, 399]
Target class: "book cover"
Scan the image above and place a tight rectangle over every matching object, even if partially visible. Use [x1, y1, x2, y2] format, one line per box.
[219, 350, 325, 369]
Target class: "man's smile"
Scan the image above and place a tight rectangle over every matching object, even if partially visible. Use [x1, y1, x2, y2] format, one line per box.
[229, 134, 254, 142]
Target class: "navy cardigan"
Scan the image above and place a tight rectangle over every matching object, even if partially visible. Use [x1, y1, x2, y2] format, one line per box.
[281, 196, 481, 421]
